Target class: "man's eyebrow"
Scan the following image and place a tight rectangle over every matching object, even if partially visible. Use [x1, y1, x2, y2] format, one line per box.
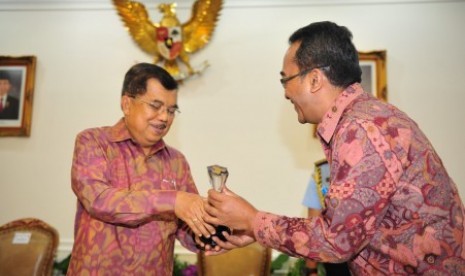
[280, 71, 286, 77]
[153, 99, 179, 109]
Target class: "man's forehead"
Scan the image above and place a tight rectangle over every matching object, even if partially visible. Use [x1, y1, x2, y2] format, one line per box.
[282, 49, 299, 70]
[285, 42, 300, 60]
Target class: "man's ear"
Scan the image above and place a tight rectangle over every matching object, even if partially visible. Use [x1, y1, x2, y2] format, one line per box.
[309, 69, 324, 93]
[121, 95, 131, 115]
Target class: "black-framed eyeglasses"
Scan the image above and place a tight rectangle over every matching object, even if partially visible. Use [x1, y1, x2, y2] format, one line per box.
[279, 66, 328, 88]
[129, 95, 181, 117]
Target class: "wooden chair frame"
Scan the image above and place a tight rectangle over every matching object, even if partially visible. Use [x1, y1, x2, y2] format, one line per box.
[197, 242, 272, 276]
[0, 218, 59, 276]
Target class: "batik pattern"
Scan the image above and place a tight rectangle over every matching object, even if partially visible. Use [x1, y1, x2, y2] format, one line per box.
[254, 84, 465, 275]
[68, 119, 198, 276]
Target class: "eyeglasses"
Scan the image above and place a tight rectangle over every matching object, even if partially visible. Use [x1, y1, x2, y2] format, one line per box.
[279, 66, 328, 88]
[130, 96, 181, 117]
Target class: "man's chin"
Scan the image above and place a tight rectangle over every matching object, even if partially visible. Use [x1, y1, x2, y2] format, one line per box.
[297, 116, 308, 124]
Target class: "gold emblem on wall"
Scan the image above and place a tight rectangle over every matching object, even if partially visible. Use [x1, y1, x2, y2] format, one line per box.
[113, 0, 223, 81]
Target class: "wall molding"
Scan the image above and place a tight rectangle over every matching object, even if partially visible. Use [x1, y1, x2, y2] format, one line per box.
[0, 0, 463, 11]
[57, 238, 74, 260]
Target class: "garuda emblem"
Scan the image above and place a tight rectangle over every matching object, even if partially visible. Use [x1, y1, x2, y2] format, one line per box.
[113, 0, 223, 81]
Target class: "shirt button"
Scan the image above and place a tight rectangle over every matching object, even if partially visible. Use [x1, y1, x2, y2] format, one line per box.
[332, 106, 337, 112]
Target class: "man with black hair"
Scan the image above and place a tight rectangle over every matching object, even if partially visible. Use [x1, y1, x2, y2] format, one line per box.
[205, 21, 465, 275]
[0, 71, 20, 120]
[68, 63, 214, 275]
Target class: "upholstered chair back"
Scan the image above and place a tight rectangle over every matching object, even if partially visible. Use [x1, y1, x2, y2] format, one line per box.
[197, 242, 272, 276]
[0, 218, 59, 276]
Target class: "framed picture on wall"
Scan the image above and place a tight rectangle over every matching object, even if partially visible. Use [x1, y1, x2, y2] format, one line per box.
[0, 56, 37, 136]
[358, 50, 387, 102]
[313, 50, 387, 137]
[314, 158, 330, 207]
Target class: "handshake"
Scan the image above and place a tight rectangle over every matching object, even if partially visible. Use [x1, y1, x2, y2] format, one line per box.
[180, 165, 258, 253]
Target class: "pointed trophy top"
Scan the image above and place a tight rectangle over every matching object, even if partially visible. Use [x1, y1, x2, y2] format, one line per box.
[207, 165, 228, 192]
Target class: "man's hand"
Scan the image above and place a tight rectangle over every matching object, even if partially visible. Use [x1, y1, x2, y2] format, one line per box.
[204, 187, 258, 235]
[193, 233, 220, 252]
[175, 191, 216, 238]
[209, 229, 256, 252]
[202, 230, 256, 255]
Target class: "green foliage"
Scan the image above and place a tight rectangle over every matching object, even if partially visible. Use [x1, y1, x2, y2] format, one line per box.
[173, 254, 189, 276]
[55, 252, 324, 276]
[271, 254, 327, 276]
[54, 253, 191, 276]
[287, 258, 305, 276]
[53, 254, 71, 275]
[271, 253, 290, 272]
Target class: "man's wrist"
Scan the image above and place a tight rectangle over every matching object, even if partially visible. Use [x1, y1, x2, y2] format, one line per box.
[247, 210, 259, 237]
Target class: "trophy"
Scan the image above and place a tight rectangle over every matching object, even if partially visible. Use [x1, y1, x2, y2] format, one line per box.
[207, 164, 228, 193]
[199, 165, 232, 247]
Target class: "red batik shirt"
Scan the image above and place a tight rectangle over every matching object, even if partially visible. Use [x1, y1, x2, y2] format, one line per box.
[253, 84, 465, 275]
[68, 119, 198, 276]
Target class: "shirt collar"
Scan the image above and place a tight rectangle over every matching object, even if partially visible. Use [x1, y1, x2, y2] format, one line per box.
[316, 83, 364, 143]
[108, 118, 131, 142]
[107, 118, 167, 153]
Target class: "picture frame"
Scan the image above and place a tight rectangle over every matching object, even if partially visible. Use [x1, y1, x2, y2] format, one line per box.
[313, 50, 387, 137]
[358, 50, 387, 102]
[0, 56, 37, 136]
[313, 158, 330, 208]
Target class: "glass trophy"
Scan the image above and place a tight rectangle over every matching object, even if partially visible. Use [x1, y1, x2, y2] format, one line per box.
[200, 165, 232, 247]
[207, 164, 229, 193]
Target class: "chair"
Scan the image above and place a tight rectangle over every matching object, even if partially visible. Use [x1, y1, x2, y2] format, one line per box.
[197, 242, 272, 276]
[0, 218, 59, 276]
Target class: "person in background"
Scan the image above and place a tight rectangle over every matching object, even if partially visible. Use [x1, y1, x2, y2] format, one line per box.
[0, 71, 20, 120]
[301, 160, 350, 276]
[204, 21, 465, 275]
[68, 63, 214, 275]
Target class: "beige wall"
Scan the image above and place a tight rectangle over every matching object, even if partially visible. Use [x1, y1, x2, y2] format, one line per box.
[1, 0, 465, 257]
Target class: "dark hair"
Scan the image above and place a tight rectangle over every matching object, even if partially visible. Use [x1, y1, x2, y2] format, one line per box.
[0, 71, 11, 82]
[121, 63, 178, 97]
[289, 21, 361, 88]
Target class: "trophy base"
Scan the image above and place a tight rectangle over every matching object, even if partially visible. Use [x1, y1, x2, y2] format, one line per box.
[199, 225, 232, 247]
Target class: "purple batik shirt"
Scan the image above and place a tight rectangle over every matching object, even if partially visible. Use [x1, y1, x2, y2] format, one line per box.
[253, 84, 465, 275]
[68, 118, 198, 276]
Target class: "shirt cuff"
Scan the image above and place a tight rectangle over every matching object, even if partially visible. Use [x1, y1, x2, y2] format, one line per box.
[253, 211, 281, 249]
[150, 190, 177, 213]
